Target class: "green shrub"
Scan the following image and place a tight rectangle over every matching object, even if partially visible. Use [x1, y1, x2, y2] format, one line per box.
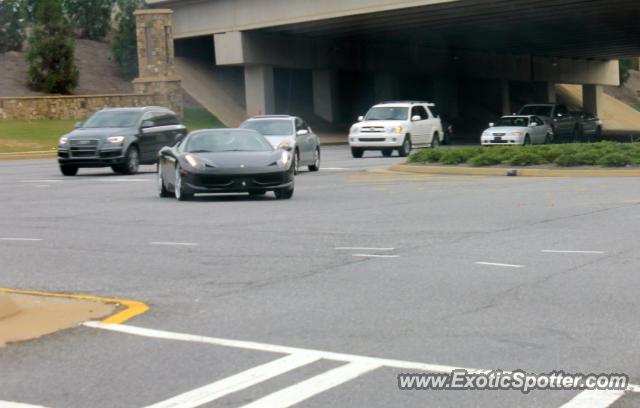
[468, 152, 502, 167]
[597, 153, 630, 167]
[439, 149, 472, 165]
[507, 151, 546, 166]
[27, 0, 79, 94]
[63, 0, 115, 40]
[408, 148, 443, 163]
[554, 154, 581, 167]
[573, 151, 601, 165]
[112, 0, 145, 80]
[0, 0, 27, 52]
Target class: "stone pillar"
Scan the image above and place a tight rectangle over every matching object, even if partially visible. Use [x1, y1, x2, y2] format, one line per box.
[312, 69, 338, 123]
[545, 82, 557, 103]
[374, 73, 399, 102]
[500, 79, 511, 115]
[244, 65, 275, 116]
[132, 9, 183, 117]
[583, 84, 603, 116]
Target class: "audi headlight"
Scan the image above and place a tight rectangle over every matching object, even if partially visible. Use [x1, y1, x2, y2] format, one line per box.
[387, 126, 403, 134]
[58, 136, 68, 146]
[107, 136, 125, 145]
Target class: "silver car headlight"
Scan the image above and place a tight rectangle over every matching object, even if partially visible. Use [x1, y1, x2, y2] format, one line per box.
[59, 136, 68, 146]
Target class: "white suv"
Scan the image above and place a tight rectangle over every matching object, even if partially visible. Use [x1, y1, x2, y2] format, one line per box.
[349, 101, 444, 158]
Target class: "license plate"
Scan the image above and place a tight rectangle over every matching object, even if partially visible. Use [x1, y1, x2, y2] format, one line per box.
[493, 137, 502, 142]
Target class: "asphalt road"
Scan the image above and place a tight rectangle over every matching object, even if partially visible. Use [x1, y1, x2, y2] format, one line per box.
[1, 145, 639, 408]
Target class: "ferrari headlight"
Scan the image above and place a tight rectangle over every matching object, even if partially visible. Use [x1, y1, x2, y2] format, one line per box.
[106, 136, 125, 145]
[184, 154, 202, 169]
[278, 150, 291, 168]
[387, 126, 403, 134]
[58, 136, 68, 146]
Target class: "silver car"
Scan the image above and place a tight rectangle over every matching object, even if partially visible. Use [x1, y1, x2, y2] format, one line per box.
[481, 115, 553, 146]
[241, 115, 321, 173]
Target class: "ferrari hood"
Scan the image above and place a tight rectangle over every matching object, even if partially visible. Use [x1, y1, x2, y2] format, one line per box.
[188, 151, 283, 169]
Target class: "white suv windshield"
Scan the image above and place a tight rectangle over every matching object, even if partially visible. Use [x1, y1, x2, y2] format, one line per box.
[242, 120, 293, 136]
[365, 107, 409, 121]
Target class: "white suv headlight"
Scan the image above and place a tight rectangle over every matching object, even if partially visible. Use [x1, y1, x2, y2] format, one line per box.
[387, 126, 403, 134]
[350, 125, 360, 134]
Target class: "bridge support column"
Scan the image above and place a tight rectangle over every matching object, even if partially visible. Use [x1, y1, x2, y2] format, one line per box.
[500, 79, 511, 115]
[583, 84, 603, 117]
[312, 69, 338, 123]
[374, 73, 399, 102]
[245, 65, 275, 116]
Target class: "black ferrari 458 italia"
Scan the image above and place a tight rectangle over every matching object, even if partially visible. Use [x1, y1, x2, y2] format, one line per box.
[157, 129, 295, 200]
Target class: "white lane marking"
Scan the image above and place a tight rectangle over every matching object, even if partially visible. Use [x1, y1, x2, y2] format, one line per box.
[0, 402, 49, 408]
[99, 179, 148, 182]
[322, 167, 350, 171]
[475, 262, 525, 268]
[150, 242, 199, 247]
[542, 250, 605, 254]
[145, 354, 319, 408]
[84, 323, 640, 394]
[352, 254, 399, 258]
[558, 390, 626, 408]
[0, 238, 43, 242]
[239, 362, 379, 408]
[335, 247, 395, 251]
[83, 322, 487, 373]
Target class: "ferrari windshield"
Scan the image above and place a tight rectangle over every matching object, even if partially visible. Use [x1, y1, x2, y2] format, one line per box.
[365, 107, 409, 121]
[241, 120, 294, 136]
[185, 130, 274, 153]
[494, 117, 530, 127]
[82, 111, 141, 128]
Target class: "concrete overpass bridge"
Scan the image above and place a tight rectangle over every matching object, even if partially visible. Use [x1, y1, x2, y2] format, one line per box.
[148, 0, 639, 131]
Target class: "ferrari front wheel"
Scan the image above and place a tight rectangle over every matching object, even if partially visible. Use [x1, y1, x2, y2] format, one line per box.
[274, 184, 294, 200]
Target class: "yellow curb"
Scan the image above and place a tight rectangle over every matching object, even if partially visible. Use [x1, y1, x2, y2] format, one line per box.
[0, 288, 149, 324]
[390, 164, 640, 178]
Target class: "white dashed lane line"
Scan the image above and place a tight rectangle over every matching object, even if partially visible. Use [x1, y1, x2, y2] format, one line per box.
[0, 238, 43, 242]
[475, 262, 525, 269]
[541, 250, 605, 254]
[335, 247, 395, 251]
[352, 254, 400, 258]
[150, 242, 199, 247]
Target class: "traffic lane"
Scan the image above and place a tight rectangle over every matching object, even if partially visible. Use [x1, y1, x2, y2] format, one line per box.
[0, 325, 280, 408]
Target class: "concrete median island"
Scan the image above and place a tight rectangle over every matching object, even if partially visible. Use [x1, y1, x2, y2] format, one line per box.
[0, 292, 117, 347]
[397, 142, 640, 176]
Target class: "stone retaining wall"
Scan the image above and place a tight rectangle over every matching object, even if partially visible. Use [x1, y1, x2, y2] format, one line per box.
[0, 93, 160, 120]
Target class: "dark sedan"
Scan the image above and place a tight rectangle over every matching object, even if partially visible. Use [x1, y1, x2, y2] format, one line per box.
[158, 129, 295, 201]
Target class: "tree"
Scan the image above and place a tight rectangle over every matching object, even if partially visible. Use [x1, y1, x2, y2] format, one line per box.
[27, 0, 79, 94]
[0, 0, 27, 52]
[63, 0, 115, 40]
[619, 58, 639, 85]
[112, 0, 144, 80]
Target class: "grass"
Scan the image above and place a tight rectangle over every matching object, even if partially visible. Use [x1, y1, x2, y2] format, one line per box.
[408, 142, 640, 168]
[0, 108, 224, 153]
